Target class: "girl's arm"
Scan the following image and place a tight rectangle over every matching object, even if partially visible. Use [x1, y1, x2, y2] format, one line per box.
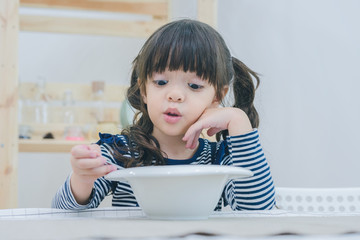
[221, 129, 275, 210]
[52, 144, 116, 209]
[183, 107, 252, 149]
[52, 174, 113, 209]
[183, 107, 275, 210]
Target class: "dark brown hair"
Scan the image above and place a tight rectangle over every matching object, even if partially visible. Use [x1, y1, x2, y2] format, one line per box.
[115, 19, 260, 167]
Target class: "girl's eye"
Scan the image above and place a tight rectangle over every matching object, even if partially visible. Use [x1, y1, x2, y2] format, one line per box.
[153, 80, 168, 86]
[188, 83, 203, 90]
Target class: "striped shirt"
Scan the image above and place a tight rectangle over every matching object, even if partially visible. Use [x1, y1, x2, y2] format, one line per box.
[52, 129, 275, 211]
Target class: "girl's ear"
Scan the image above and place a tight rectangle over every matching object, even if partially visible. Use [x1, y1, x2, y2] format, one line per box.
[222, 86, 229, 99]
[142, 93, 147, 104]
[211, 86, 229, 107]
[141, 90, 147, 104]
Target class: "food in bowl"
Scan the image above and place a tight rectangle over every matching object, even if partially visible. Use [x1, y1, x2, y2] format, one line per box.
[105, 165, 253, 220]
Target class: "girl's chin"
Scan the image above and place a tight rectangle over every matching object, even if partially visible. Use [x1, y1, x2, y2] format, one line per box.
[153, 128, 187, 138]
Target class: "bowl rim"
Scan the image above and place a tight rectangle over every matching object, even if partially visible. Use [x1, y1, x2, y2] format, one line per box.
[105, 165, 253, 181]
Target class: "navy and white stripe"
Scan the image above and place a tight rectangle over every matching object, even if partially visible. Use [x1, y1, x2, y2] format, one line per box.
[52, 129, 275, 210]
[222, 130, 275, 210]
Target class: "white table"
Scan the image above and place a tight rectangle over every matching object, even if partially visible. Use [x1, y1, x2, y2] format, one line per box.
[1, 208, 360, 240]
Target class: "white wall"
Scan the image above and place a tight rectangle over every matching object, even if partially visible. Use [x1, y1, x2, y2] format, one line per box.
[18, 153, 71, 207]
[218, 0, 360, 187]
[18, 0, 360, 208]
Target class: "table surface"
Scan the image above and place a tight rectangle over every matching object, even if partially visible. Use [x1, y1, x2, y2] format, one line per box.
[1, 208, 360, 240]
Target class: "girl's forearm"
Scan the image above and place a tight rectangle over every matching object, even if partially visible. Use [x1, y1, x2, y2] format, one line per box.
[223, 130, 276, 210]
[70, 173, 95, 205]
[227, 108, 253, 136]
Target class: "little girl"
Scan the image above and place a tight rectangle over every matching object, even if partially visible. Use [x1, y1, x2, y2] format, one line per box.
[53, 19, 275, 211]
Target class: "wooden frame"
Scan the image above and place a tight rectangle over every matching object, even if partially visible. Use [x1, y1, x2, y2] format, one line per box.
[0, 0, 217, 208]
[19, 0, 170, 37]
[0, 0, 20, 209]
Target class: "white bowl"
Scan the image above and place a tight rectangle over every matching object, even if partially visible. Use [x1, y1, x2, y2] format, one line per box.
[105, 165, 253, 220]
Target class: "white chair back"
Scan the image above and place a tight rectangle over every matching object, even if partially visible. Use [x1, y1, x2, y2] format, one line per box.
[275, 187, 360, 212]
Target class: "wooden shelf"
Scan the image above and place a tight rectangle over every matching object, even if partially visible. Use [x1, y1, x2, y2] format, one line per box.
[1, 0, 218, 208]
[19, 139, 96, 153]
[18, 82, 126, 153]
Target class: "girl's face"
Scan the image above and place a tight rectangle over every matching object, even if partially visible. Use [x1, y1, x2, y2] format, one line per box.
[143, 69, 218, 139]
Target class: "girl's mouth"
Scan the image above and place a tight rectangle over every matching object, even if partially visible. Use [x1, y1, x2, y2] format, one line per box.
[166, 112, 179, 117]
[163, 108, 182, 123]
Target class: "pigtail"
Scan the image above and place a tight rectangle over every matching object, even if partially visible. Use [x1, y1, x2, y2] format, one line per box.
[232, 56, 260, 127]
[217, 57, 260, 141]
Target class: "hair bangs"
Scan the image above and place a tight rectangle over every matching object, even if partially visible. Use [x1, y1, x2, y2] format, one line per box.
[144, 21, 218, 84]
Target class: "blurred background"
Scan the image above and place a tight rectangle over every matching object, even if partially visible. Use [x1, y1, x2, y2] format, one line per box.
[17, 0, 360, 207]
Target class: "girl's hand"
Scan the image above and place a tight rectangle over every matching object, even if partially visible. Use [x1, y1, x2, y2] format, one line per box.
[182, 107, 253, 149]
[69, 144, 117, 204]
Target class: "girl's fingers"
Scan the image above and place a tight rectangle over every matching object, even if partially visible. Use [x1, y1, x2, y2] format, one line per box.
[74, 156, 106, 170]
[74, 163, 117, 178]
[99, 164, 118, 175]
[70, 144, 114, 183]
[88, 144, 101, 154]
[71, 144, 99, 159]
[71, 145, 98, 158]
[184, 117, 215, 148]
[207, 127, 222, 137]
[184, 128, 202, 149]
[183, 110, 227, 145]
[183, 121, 203, 141]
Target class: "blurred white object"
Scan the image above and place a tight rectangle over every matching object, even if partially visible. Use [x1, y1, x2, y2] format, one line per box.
[105, 165, 253, 220]
[275, 187, 360, 212]
[62, 90, 75, 125]
[91, 81, 105, 123]
[120, 99, 136, 128]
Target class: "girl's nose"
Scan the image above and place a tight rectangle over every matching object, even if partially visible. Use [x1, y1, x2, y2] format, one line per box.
[167, 90, 184, 102]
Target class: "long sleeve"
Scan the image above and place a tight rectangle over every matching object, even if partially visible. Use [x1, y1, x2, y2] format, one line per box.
[52, 134, 127, 209]
[221, 129, 276, 210]
[52, 172, 113, 209]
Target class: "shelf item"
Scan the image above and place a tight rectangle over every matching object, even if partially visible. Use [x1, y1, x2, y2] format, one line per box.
[18, 82, 126, 153]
